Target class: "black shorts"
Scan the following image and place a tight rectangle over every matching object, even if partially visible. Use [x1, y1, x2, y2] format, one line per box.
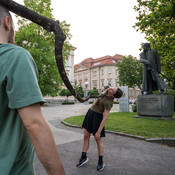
[82, 109, 105, 137]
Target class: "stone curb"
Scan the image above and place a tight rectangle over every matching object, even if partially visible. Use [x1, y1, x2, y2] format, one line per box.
[105, 130, 145, 140]
[61, 120, 82, 129]
[61, 120, 175, 147]
[146, 138, 175, 147]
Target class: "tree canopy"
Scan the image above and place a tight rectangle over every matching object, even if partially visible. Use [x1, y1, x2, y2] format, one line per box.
[59, 89, 72, 101]
[74, 85, 84, 98]
[15, 0, 72, 96]
[117, 56, 143, 91]
[88, 88, 99, 96]
[133, 0, 175, 89]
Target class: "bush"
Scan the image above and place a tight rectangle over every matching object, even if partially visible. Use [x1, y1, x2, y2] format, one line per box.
[75, 85, 84, 98]
[113, 101, 119, 104]
[132, 103, 137, 112]
[62, 102, 74, 105]
[59, 89, 72, 102]
[88, 88, 99, 96]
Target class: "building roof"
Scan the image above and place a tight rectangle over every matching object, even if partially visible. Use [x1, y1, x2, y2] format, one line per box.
[74, 54, 123, 70]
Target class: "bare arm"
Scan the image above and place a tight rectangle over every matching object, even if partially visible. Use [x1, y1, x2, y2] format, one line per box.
[17, 103, 65, 175]
[94, 109, 110, 139]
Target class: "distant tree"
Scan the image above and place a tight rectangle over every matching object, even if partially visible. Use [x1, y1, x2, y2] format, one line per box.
[59, 89, 72, 102]
[88, 88, 99, 96]
[133, 0, 175, 89]
[117, 56, 143, 91]
[75, 85, 84, 98]
[15, 0, 72, 96]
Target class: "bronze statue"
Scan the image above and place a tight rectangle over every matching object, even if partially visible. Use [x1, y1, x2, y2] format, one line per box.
[139, 43, 167, 94]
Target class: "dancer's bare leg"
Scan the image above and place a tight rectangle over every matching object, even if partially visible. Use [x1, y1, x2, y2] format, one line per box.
[94, 137, 104, 156]
[82, 129, 91, 152]
[77, 129, 91, 167]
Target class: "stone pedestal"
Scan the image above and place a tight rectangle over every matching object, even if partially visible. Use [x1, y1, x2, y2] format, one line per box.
[119, 86, 129, 112]
[137, 95, 174, 118]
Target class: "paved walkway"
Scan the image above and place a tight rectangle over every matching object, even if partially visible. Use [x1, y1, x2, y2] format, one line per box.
[34, 103, 175, 175]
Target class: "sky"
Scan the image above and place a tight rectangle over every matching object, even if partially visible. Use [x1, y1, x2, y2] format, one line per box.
[12, 0, 147, 64]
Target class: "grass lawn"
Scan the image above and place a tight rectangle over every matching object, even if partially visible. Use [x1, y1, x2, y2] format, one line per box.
[63, 112, 175, 139]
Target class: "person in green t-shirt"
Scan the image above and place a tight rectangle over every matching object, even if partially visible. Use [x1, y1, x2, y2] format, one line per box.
[0, 5, 65, 175]
[76, 87, 123, 171]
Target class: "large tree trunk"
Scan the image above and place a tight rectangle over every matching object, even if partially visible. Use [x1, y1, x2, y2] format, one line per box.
[0, 0, 96, 102]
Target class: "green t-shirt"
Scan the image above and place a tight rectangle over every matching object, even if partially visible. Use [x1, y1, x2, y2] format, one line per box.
[90, 96, 114, 114]
[0, 44, 45, 175]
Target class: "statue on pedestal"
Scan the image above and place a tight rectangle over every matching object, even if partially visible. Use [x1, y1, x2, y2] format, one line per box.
[139, 43, 167, 95]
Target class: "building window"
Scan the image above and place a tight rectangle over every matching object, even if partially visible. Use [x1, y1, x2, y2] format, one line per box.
[108, 79, 112, 86]
[101, 79, 104, 87]
[79, 81, 82, 86]
[108, 69, 111, 76]
[101, 69, 104, 76]
[115, 69, 118, 75]
[65, 59, 69, 67]
[66, 73, 69, 79]
[84, 72, 88, 78]
[115, 79, 118, 87]
[93, 80, 97, 89]
[93, 71, 97, 77]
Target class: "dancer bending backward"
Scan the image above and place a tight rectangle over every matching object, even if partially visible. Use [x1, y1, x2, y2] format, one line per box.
[77, 87, 123, 171]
